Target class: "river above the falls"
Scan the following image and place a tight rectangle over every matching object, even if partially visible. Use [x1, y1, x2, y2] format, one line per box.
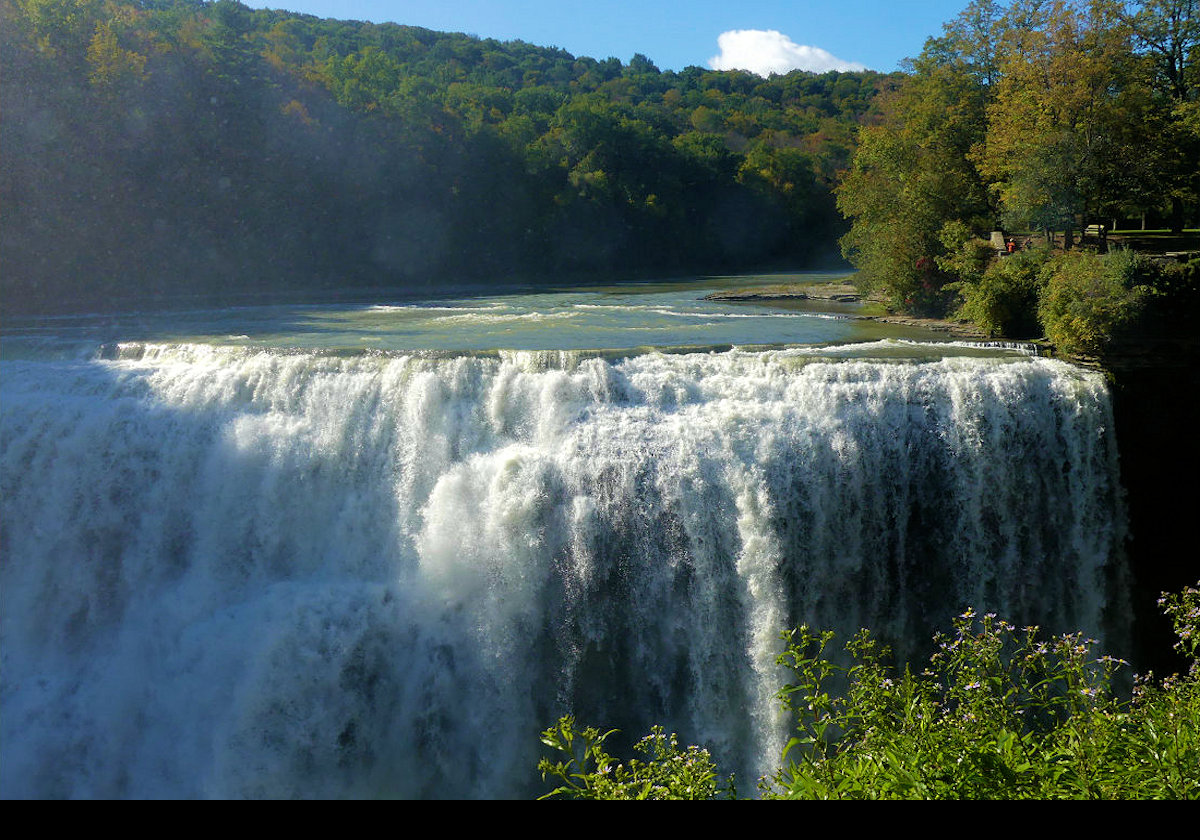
[1, 271, 977, 359]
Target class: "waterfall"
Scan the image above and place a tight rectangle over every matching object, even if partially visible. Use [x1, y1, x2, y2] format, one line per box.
[0, 344, 1127, 798]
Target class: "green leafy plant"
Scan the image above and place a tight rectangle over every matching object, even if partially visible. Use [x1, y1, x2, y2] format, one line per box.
[537, 716, 734, 800]
[945, 245, 1050, 338]
[766, 587, 1200, 799]
[765, 612, 1139, 799]
[538, 582, 1200, 799]
[1037, 249, 1152, 354]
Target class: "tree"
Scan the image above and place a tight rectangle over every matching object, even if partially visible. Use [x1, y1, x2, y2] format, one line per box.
[1123, 0, 1199, 103]
[86, 19, 147, 92]
[837, 5, 996, 311]
[14, 0, 102, 66]
[1120, 0, 1200, 230]
[976, 0, 1146, 242]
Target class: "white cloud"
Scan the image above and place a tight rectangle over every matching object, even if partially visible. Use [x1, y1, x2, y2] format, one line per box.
[708, 30, 868, 77]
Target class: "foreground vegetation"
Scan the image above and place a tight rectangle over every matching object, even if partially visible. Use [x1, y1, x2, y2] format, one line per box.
[538, 582, 1200, 799]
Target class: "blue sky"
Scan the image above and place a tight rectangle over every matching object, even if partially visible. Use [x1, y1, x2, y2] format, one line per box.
[239, 1, 970, 74]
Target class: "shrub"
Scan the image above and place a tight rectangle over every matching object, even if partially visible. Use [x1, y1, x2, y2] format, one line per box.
[769, 618, 1124, 798]
[1143, 257, 1200, 325]
[538, 582, 1200, 800]
[537, 717, 734, 800]
[946, 246, 1050, 338]
[767, 582, 1199, 799]
[768, 582, 1198, 799]
[1037, 249, 1151, 354]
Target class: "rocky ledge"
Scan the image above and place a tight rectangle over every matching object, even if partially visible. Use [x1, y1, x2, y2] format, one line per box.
[868, 314, 989, 339]
[703, 282, 862, 303]
[703, 282, 990, 339]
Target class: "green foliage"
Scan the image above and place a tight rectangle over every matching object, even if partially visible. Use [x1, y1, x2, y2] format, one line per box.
[767, 586, 1199, 798]
[538, 582, 1200, 800]
[15, 0, 102, 61]
[936, 220, 993, 285]
[837, 0, 1200, 319]
[943, 244, 1196, 347]
[835, 19, 994, 314]
[1122, 584, 1200, 799]
[976, 0, 1146, 237]
[946, 245, 1051, 337]
[1037, 249, 1152, 354]
[1161, 583, 1200, 663]
[537, 716, 733, 800]
[1145, 257, 1200, 320]
[768, 618, 1120, 798]
[2, 0, 898, 313]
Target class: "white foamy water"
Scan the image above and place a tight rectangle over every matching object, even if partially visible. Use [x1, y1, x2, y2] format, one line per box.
[0, 342, 1127, 798]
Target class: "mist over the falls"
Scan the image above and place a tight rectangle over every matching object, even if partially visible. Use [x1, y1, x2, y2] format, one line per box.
[0, 344, 1128, 797]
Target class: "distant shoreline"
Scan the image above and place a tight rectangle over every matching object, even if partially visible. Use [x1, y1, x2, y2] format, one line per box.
[704, 282, 991, 340]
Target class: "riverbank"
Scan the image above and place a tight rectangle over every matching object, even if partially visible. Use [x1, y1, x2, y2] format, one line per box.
[703, 281, 991, 340]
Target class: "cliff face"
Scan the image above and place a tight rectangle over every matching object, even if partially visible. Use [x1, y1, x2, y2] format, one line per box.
[1103, 336, 1200, 673]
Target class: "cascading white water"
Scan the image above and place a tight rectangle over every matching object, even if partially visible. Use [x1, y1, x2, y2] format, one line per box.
[0, 343, 1127, 798]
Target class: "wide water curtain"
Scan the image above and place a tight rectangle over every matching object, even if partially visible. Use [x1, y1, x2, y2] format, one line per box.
[0, 346, 1126, 797]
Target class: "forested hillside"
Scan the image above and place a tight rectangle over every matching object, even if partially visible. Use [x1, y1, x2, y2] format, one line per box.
[1, 0, 895, 314]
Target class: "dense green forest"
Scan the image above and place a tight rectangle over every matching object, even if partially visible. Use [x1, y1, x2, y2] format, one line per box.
[835, 0, 1200, 349]
[0, 0, 896, 314]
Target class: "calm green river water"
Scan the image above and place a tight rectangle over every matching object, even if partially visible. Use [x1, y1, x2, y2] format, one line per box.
[2, 271, 979, 357]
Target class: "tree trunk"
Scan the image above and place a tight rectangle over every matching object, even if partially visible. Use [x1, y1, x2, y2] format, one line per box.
[1170, 196, 1184, 235]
